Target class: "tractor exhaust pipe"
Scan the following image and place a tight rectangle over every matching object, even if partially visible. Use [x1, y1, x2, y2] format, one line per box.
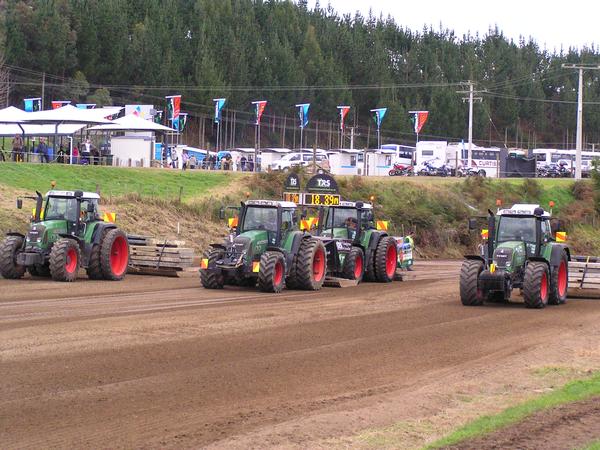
[487, 209, 495, 267]
[34, 191, 43, 222]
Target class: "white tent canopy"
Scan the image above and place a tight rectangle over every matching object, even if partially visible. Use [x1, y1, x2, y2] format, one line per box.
[89, 114, 175, 132]
[0, 123, 87, 137]
[26, 105, 119, 124]
[0, 106, 31, 124]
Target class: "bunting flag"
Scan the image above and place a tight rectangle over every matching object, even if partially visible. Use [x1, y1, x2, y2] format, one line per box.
[166, 95, 182, 129]
[154, 110, 164, 124]
[409, 110, 429, 134]
[23, 98, 41, 112]
[296, 103, 310, 128]
[370, 108, 387, 130]
[51, 100, 71, 109]
[177, 112, 188, 132]
[213, 98, 226, 124]
[76, 103, 96, 109]
[337, 105, 350, 130]
[252, 100, 267, 125]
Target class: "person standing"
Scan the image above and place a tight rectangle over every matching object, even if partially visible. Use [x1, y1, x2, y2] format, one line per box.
[171, 148, 179, 169]
[182, 150, 189, 170]
[37, 138, 49, 163]
[12, 134, 24, 162]
[72, 144, 80, 165]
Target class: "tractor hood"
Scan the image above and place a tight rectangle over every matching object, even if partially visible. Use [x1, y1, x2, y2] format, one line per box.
[25, 220, 67, 249]
[493, 241, 526, 271]
[237, 230, 269, 256]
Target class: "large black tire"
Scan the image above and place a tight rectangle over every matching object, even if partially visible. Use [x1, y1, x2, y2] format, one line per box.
[342, 246, 365, 282]
[200, 247, 225, 289]
[28, 263, 51, 278]
[258, 251, 285, 293]
[49, 238, 80, 282]
[549, 251, 568, 305]
[86, 228, 106, 280]
[374, 236, 397, 282]
[100, 228, 129, 281]
[0, 235, 26, 279]
[523, 261, 550, 309]
[294, 238, 327, 290]
[460, 259, 484, 306]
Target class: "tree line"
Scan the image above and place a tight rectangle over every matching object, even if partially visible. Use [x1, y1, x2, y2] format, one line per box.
[1, 0, 600, 150]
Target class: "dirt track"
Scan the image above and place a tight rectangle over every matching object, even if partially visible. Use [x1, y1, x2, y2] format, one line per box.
[2, 260, 600, 449]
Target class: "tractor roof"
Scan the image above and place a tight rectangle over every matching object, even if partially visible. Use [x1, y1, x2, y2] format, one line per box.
[336, 201, 373, 209]
[498, 203, 551, 218]
[46, 190, 100, 200]
[245, 199, 297, 208]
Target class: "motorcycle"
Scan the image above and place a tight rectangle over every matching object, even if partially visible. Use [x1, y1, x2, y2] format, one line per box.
[457, 166, 486, 177]
[418, 160, 449, 177]
[388, 163, 414, 176]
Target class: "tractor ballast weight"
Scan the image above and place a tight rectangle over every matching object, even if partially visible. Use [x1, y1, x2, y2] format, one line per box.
[200, 200, 327, 293]
[0, 190, 129, 282]
[461, 203, 570, 308]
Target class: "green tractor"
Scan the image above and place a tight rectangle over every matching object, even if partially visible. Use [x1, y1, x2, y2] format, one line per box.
[460, 203, 570, 308]
[200, 199, 327, 293]
[316, 201, 397, 283]
[0, 190, 130, 282]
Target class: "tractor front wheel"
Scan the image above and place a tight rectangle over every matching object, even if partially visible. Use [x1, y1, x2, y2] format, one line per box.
[460, 259, 484, 306]
[200, 247, 225, 289]
[294, 238, 327, 290]
[523, 261, 549, 308]
[49, 238, 80, 282]
[342, 246, 365, 282]
[258, 251, 285, 293]
[0, 235, 26, 279]
[549, 252, 568, 305]
[374, 236, 397, 282]
[100, 228, 129, 281]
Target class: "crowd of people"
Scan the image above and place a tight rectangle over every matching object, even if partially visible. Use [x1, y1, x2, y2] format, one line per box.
[1, 135, 105, 165]
[162, 148, 256, 171]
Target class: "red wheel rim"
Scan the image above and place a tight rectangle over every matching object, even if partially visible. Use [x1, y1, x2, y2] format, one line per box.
[540, 271, 548, 302]
[274, 260, 283, 286]
[557, 261, 567, 297]
[354, 254, 363, 279]
[110, 236, 129, 276]
[65, 248, 78, 273]
[385, 243, 397, 278]
[313, 247, 325, 282]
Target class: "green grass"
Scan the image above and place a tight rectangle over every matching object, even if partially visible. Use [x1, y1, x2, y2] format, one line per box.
[426, 371, 600, 449]
[580, 440, 600, 450]
[0, 162, 244, 200]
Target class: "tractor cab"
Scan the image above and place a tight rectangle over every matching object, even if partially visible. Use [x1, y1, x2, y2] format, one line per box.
[40, 190, 100, 237]
[320, 201, 374, 241]
[237, 200, 297, 248]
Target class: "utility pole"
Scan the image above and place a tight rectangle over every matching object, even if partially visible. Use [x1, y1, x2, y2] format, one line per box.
[562, 63, 600, 179]
[41, 72, 45, 110]
[457, 81, 483, 170]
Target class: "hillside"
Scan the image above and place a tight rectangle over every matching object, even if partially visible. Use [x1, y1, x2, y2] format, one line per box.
[0, 164, 597, 257]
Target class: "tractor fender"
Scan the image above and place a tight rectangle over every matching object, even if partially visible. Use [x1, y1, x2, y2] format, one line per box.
[91, 223, 117, 245]
[364, 231, 386, 264]
[285, 233, 310, 269]
[527, 256, 550, 270]
[6, 231, 25, 239]
[464, 255, 485, 264]
[549, 244, 570, 268]
[209, 243, 227, 251]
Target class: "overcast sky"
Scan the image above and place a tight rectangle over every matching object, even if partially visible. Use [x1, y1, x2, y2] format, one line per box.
[308, 0, 598, 52]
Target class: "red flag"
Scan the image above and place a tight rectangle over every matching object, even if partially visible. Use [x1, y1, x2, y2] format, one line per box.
[410, 111, 429, 134]
[253, 100, 267, 125]
[337, 106, 350, 130]
[52, 100, 70, 109]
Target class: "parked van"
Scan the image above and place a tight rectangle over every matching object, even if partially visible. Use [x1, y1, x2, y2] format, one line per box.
[270, 150, 329, 172]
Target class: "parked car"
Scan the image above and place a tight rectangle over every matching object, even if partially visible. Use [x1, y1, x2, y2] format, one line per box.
[271, 152, 329, 172]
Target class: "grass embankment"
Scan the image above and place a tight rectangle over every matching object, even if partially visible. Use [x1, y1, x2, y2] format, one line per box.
[426, 371, 600, 448]
[0, 164, 598, 255]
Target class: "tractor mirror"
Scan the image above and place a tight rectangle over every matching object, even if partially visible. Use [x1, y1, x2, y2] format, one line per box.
[301, 208, 308, 220]
[355, 201, 364, 209]
[87, 203, 95, 213]
[74, 190, 83, 198]
[219, 207, 225, 220]
[468, 218, 477, 230]
[16, 198, 23, 209]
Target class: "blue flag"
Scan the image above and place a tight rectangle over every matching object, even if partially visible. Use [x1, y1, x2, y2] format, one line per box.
[296, 103, 310, 128]
[370, 108, 387, 130]
[213, 98, 226, 124]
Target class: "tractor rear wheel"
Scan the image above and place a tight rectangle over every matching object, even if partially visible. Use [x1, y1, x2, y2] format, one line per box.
[200, 247, 225, 289]
[87, 229, 106, 280]
[294, 238, 326, 290]
[342, 246, 365, 282]
[100, 228, 129, 280]
[460, 259, 484, 306]
[258, 251, 285, 293]
[49, 238, 80, 282]
[0, 235, 26, 279]
[549, 251, 568, 305]
[523, 261, 550, 308]
[374, 236, 397, 282]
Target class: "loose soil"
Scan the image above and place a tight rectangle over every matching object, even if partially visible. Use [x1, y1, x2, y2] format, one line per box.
[1, 261, 600, 449]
